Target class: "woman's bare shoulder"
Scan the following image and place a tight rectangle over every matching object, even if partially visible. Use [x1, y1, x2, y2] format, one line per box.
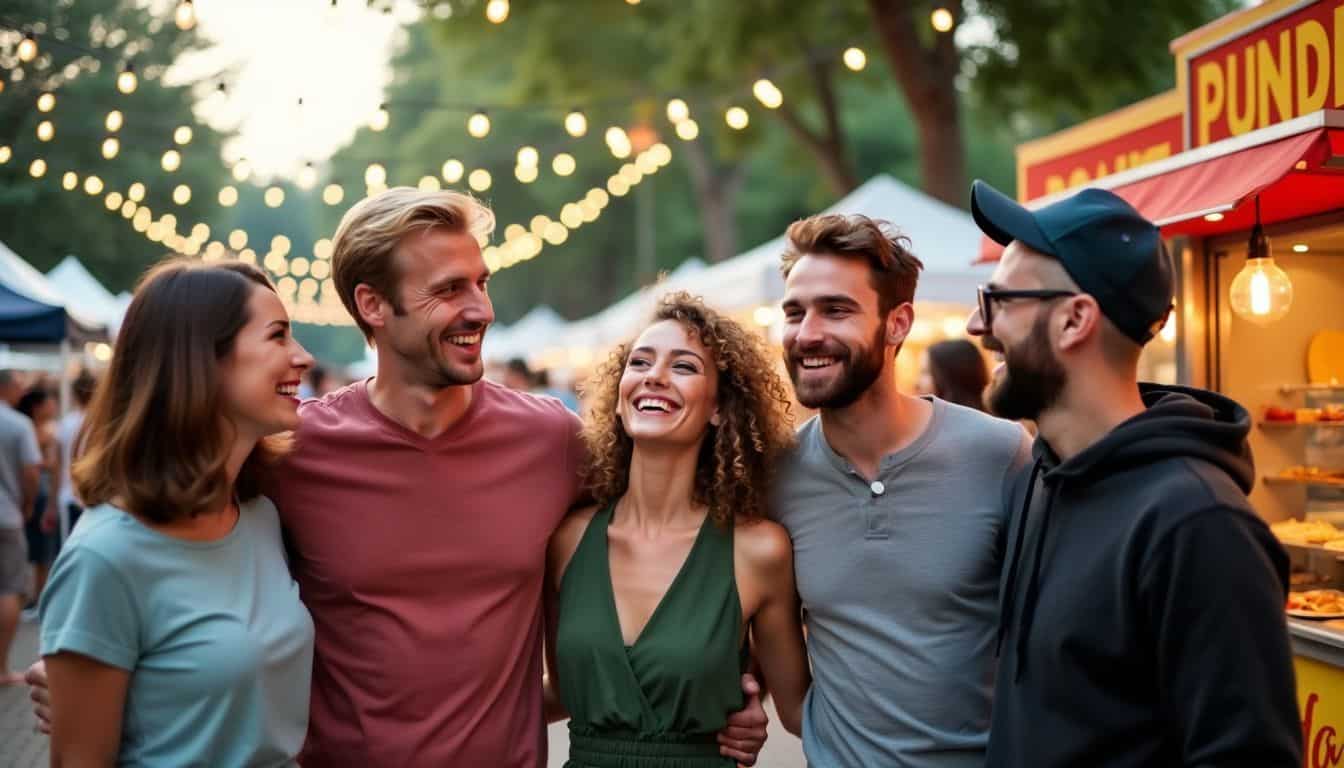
[733, 517, 794, 573]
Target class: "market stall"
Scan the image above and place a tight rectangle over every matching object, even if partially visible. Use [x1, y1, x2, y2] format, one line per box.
[995, 0, 1344, 747]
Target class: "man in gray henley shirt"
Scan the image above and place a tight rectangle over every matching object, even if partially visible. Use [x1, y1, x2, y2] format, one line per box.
[772, 214, 1029, 767]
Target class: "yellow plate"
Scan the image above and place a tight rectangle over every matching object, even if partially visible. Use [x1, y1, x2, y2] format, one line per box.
[1308, 330, 1344, 385]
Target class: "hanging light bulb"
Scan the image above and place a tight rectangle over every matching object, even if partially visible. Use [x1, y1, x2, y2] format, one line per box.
[117, 63, 138, 94]
[516, 146, 539, 168]
[297, 162, 318, 190]
[515, 164, 538, 183]
[564, 109, 588, 137]
[101, 137, 120, 159]
[172, 184, 191, 205]
[843, 47, 867, 71]
[441, 159, 465, 184]
[1229, 197, 1293, 325]
[105, 110, 124, 132]
[666, 98, 690, 123]
[232, 158, 252, 183]
[725, 107, 749, 130]
[36, 120, 54, 141]
[161, 149, 182, 172]
[369, 103, 390, 132]
[61, 172, 78, 191]
[174, 125, 193, 145]
[28, 158, 46, 178]
[752, 79, 783, 109]
[930, 8, 955, 32]
[219, 186, 239, 207]
[552, 153, 576, 176]
[485, 0, 509, 23]
[675, 119, 699, 141]
[84, 176, 104, 195]
[17, 33, 38, 63]
[364, 163, 387, 187]
[264, 187, 285, 208]
[467, 110, 491, 138]
[36, 92, 55, 112]
[467, 169, 492, 192]
[175, 0, 198, 30]
[322, 184, 344, 206]
[128, 182, 146, 202]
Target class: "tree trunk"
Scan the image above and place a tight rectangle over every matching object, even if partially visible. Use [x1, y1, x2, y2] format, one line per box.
[866, 0, 967, 208]
[681, 138, 744, 263]
[773, 46, 860, 197]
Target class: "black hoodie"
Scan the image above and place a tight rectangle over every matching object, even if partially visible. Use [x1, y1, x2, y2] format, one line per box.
[986, 384, 1302, 768]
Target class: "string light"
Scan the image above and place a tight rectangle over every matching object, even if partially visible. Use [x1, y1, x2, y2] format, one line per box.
[105, 110, 123, 132]
[552, 153, 576, 176]
[605, 126, 632, 159]
[442, 159, 465, 183]
[675, 119, 699, 141]
[219, 186, 239, 206]
[229, 229, 248, 249]
[175, 0, 197, 30]
[370, 103, 390, 132]
[120, 201, 137, 218]
[364, 163, 387, 186]
[417, 175, 442, 191]
[264, 186, 285, 207]
[272, 236, 291, 256]
[105, 192, 124, 211]
[61, 172, 78, 191]
[485, 0, 509, 23]
[18, 32, 38, 63]
[515, 164, 538, 183]
[174, 125, 193, 145]
[161, 149, 181, 172]
[36, 92, 55, 112]
[517, 146, 539, 168]
[36, 121, 54, 142]
[560, 204, 583, 229]
[565, 110, 588, 137]
[843, 47, 867, 71]
[232, 158, 251, 182]
[192, 223, 210, 241]
[725, 107, 749, 130]
[468, 110, 491, 138]
[84, 176, 104, 195]
[666, 99, 690, 123]
[173, 184, 191, 205]
[117, 63, 138, 94]
[297, 162, 318, 190]
[128, 182, 146, 202]
[323, 184, 345, 205]
[931, 8, 954, 32]
[101, 137, 119, 159]
[752, 79, 783, 109]
[0, 147, 9, 164]
[468, 169, 492, 191]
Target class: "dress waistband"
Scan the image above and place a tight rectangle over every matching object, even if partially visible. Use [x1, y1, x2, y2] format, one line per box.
[567, 732, 727, 768]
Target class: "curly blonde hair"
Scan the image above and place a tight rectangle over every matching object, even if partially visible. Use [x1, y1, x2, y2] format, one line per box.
[582, 291, 796, 526]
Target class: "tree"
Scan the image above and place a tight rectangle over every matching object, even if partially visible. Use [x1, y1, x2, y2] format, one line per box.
[0, 0, 231, 291]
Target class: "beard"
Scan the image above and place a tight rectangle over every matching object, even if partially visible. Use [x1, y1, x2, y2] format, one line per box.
[384, 322, 486, 390]
[984, 310, 1066, 421]
[787, 323, 888, 410]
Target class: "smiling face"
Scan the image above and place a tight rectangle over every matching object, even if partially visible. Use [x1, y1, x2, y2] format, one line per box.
[376, 227, 495, 390]
[781, 254, 893, 410]
[617, 319, 720, 449]
[218, 284, 315, 440]
[967, 241, 1070, 421]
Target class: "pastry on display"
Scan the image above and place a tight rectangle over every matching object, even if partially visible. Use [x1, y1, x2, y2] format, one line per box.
[1271, 518, 1342, 544]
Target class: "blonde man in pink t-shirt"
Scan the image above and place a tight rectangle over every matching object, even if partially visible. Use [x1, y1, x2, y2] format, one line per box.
[31, 188, 769, 767]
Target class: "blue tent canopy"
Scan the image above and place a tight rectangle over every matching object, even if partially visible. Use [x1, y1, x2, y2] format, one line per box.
[0, 240, 106, 344]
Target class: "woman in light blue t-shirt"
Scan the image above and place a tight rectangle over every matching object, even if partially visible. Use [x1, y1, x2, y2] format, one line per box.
[38, 259, 316, 767]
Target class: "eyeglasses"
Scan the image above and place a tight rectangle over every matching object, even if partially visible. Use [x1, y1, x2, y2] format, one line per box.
[976, 286, 1079, 330]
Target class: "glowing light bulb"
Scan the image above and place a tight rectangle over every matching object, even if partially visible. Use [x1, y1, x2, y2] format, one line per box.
[675, 119, 699, 141]
[1230, 257, 1293, 325]
[364, 163, 386, 186]
[515, 164, 538, 183]
[552, 153, 576, 176]
[442, 159, 465, 183]
[369, 104, 390, 132]
[228, 229, 248, 250]
[0, 146, 10, 164]
[468, 169, 492, 191]
[323, 184, 344, 205]
[36, 121, 54, 141]
[666, 98, 690, 123]
[117, 64, 138, 94]
[172, 184, 191, 205]
[752, 79, 783, 109]
[18, 34, 38, 63]
[61, 172, 78, 191]
[516, 146, 539, 168]
[564, 110, 588, 137]
[264, 186, 285, 208]
[232, 159, 251, 182]
[467, 111, 491, 138]
[175, 0, 197, 30]
[417, 175, 441, 191]
[485, 0, 509, 23]
[101, 137, 120, 159]
[843, 47, 867, 71]
[36, 92, 55, 112]
[161, 149, 181, 172]
[725, 107, 749, 130]
[128, 183, 146, 202]
[297, 162, 318, 190]
[931, 8, 954, 32]
[174, 125, 193, 145]
[105, 110, 124, 132]
[84, 176, 104, 195]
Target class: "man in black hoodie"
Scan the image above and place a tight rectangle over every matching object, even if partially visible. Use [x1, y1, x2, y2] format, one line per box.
[967, 179, 1302, 767]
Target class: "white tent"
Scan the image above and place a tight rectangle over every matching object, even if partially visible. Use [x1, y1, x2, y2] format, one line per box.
[483, 304, 568, 362]
[550, 174, 988, 359]
[46, 256, 127, 335]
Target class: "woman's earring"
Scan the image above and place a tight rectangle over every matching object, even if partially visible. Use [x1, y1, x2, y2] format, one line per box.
[710, 413, 721, 427]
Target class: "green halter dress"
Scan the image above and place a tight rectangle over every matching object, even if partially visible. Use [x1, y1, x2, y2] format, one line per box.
[556, 504, 747, 768]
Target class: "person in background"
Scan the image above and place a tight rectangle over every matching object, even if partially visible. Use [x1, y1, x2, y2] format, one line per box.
[0, 369, 41, 685]
[772, 213, 1031, 767]
[299, 365, 328, 400]
[916, 339, 990, 412]
[17, 387, 59, 620]
[967, 179, 1300, 767]
[503, 356, 535, 392]
[55, 369, 97, 538]
[39, 259, 316, 764]
[547, 292, 809, 766]
[535, 368, 581, 412]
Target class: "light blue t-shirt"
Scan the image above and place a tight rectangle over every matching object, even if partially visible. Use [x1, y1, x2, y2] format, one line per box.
[40, 496, 314, 767]
[773, 398, 1031, 768]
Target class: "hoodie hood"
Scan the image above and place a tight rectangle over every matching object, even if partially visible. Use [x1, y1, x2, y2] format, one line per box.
[997, 383, 1254, 682]
[1034, 383, 1254, 494]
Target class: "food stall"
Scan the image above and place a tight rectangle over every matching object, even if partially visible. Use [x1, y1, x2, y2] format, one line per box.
[992, 0, 1344, 748]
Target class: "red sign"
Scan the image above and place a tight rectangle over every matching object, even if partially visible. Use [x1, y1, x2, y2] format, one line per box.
[1189, 0, 1344, 146]
[1021, 115, 1182, 201]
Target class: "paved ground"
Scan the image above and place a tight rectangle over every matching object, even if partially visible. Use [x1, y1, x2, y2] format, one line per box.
[1, 618, 805, 767]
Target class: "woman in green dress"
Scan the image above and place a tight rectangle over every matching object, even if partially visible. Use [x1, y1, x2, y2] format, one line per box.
[546, 292, 810, 768]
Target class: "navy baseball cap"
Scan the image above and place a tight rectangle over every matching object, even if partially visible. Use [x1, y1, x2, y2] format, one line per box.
[971, 180, 1173, 345]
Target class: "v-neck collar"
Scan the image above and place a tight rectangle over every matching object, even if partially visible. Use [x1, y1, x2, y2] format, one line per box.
[601, 504, 715, 650]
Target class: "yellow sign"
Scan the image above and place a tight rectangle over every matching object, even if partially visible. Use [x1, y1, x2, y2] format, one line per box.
[1298, 655, 1344, 767]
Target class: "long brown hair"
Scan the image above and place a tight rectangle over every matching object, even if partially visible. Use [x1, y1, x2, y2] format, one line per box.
[582, 292, 796, 526]
[73, 259, 287, 524]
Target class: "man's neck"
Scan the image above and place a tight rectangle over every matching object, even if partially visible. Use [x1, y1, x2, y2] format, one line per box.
[1036, 375, 1146, 462]
[817, 375, 932, 480]
[366, 364, 475, 440]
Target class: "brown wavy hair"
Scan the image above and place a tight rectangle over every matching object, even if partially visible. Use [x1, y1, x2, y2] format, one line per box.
[582, 291, 796, 526]
[73, 258, 288, 524]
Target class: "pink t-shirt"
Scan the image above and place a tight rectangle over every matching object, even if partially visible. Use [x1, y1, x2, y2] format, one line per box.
[265, 378, 584, 767]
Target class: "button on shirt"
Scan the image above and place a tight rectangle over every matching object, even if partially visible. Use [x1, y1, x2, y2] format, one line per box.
[772, 397, 1031, 768]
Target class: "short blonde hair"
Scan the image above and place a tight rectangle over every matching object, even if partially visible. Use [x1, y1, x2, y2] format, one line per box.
[331, 187, 496, 340]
